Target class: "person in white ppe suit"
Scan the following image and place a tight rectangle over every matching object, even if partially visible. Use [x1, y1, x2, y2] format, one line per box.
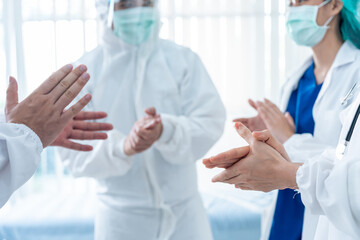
[232, 0, 360, 239]
[0, 64, 113, 208]
[59, 0, 226, 239]
[203, 88, 360, 239]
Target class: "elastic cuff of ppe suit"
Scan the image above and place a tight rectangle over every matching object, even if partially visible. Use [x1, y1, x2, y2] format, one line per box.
[156, 114, 175, 145]
[111, 130, 133, 160]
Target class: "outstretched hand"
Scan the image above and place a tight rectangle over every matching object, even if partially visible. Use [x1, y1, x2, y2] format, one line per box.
[234, 99, 295, 143]
[6, 64, 93, 148]
[51, 111, 113, 151]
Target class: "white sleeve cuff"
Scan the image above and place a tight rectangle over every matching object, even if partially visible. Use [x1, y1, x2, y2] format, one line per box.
[156, 114, 176, 145]
[13, 123, 43, 154]
[111, 130, 133, 161]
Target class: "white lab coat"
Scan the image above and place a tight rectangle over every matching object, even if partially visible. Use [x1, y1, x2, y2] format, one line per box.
[59, 28, 226, 240]
[0, 118, 43, 208]
[261, 41, 360, 240]
[296, 90, 360, 240]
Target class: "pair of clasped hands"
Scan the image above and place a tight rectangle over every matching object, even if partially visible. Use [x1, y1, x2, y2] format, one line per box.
[203, 99, 301, 192]
[5, 63, 162, 154]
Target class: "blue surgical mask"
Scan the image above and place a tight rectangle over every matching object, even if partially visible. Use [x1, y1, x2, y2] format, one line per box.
[113, 7, 158, 45]
[286, 0, 334, 47]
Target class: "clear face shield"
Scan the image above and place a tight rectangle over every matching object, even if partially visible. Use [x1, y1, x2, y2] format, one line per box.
[114, 0, 155, 10]
[107, 0, 158, 45]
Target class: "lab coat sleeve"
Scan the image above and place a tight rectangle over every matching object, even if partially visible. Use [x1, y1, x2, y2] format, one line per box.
[0, 123, 43, 208]
[59, 129, 133, 179]
[284, 134, 330, 163]
[297, 150, 360, 238]
[153, 52, 226, 164]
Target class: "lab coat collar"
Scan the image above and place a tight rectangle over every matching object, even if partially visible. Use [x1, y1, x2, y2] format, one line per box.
[331, 41, 358, 69]
[315, 41, 358, 107]
[280, 41, 358, 111]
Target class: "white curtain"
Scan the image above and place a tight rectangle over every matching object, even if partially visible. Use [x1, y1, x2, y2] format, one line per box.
[1, 0, 312, 196]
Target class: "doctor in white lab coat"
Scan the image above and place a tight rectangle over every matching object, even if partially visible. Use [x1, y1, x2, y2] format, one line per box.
[0, 64, 113, 208]
[260, 40, 360, 240]
[204, 87, 360, 240]
[233, 0, 360, 238]
[59, 0, 226, 239]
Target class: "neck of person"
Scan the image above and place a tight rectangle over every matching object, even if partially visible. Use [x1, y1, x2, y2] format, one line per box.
[312, 20, 344, 85]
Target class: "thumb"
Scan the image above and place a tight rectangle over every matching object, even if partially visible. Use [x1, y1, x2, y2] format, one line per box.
[285, 112, 295, 130]
[145, 107, 156, 117]
[253, 130, 290, 161]
[6, 77, 19, 113]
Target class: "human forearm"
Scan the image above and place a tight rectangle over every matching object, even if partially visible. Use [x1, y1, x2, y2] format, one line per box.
[0, 123, 42, 207]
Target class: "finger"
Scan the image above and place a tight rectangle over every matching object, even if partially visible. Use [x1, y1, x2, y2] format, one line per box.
[235, 122, 253, 144]
[51, 64, 88, 103]
[35, 64, 74, 94]
[136, 129, 153, 141]
[285, 112, 295, 129]
[60, 140, 93, 152]
[73, 121, 114, 131]
[212, 167, 240, 183]
[203, 146, 249, 166]
[248, 99, 258, 111]
[232, 118, 248, 124]
[145, 107, 156, 117]
[253, 130, 290, 160]
[74, 111, 108, 121]
[6, 77, 19, 113]
[256, 102, 274, 124]
[55, 71, 90, 108]
[221, 174, 245, 185]
[62, 94, 92, 121]
[235, 185, 252, 191]
[204, 162, 236, 169]
[264, 98, 283, 115]
[144, 119, 159, 130]
[70, 130, 108, 140]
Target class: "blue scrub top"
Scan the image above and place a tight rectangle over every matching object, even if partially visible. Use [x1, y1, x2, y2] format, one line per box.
[269, 63, 323, 240]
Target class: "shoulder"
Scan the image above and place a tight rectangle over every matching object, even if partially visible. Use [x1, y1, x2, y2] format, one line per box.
[75, 46, 104, 68]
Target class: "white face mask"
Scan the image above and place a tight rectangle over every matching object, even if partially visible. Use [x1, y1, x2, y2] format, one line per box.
[286, 0, 334, 47]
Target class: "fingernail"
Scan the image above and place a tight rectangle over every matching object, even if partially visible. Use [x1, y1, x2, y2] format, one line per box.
[80, 65, 87, 72]
[82, 72, 90, 81]
[235, 122, 241, 129]
[85, 94, 92, 100]
[64, 64, 73, 71]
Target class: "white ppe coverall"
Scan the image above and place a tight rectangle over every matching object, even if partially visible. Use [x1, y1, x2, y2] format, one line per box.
[261, 41, 360, 240]
[59, 5, 226, 240]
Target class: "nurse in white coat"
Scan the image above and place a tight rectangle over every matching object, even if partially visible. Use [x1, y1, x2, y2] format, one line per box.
[0, 65, 113, 208]
[59, 0, 226, 239]
[233, 0, 360, 239]
[204, 90, 360, 239]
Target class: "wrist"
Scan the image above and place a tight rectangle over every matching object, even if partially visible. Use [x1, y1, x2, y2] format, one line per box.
[156, 123, 164, 141]
[124, 138, 136, 156]
[276, 161, 302, 190]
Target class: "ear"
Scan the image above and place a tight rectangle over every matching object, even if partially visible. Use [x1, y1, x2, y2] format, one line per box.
[331, 0, 343, 15]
